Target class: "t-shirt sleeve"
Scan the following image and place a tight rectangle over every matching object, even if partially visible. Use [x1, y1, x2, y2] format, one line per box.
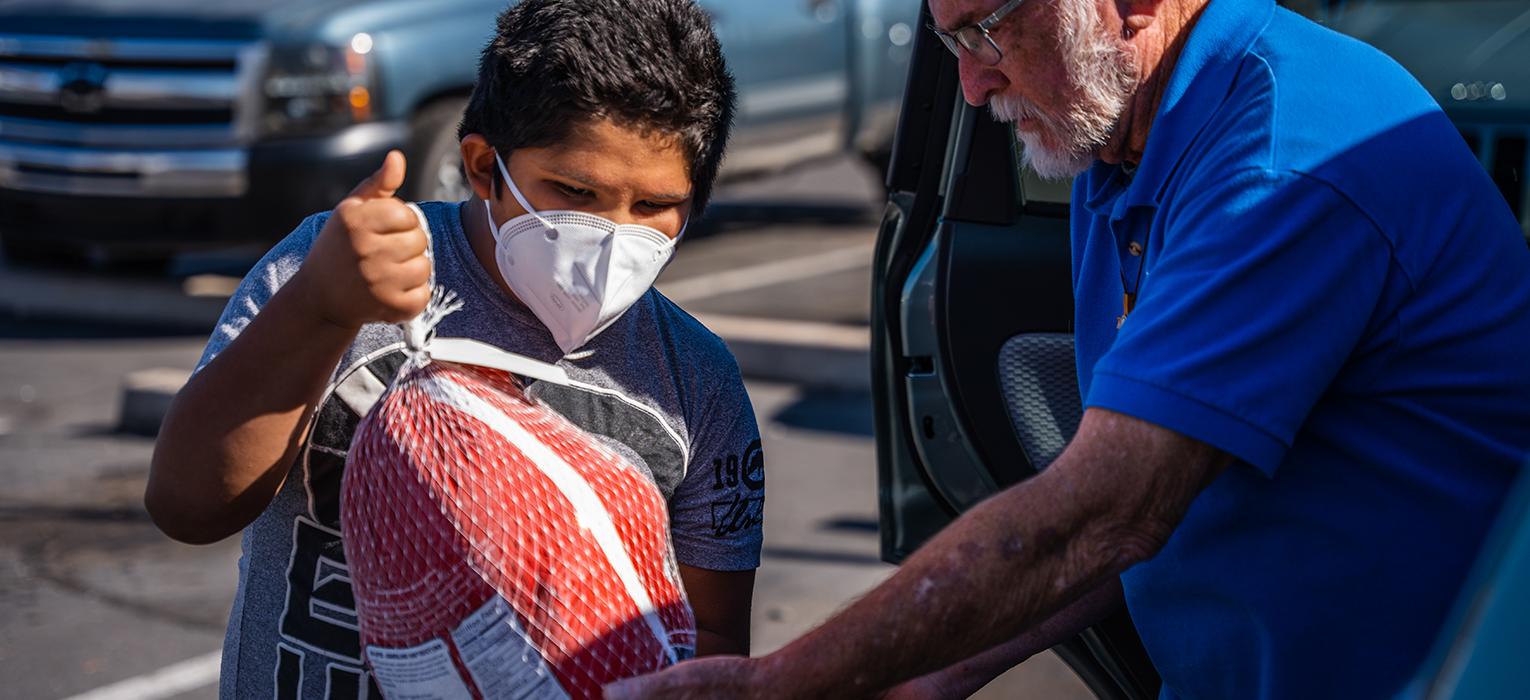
[1087, 169, 1391, 474]
[667, 354, 764, 571]
[194, 212, 328, 373]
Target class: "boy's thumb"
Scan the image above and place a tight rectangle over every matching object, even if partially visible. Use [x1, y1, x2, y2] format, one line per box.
[348, 150, 407, 200]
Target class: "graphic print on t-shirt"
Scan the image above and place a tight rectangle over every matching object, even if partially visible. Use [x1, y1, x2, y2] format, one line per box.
[276, 345, 407, 698]
[707, 438, 765, 538]
[273, 344, 689, 699]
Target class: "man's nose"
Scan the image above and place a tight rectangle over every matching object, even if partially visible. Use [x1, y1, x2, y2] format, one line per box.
[957, 56, 1007, 107]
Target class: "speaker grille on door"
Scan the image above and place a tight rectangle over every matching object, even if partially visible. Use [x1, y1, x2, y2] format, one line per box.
[997, 333, 1083, 472]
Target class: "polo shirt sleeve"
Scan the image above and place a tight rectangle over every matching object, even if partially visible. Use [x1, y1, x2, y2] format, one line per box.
[1086, 168, 1390, 474]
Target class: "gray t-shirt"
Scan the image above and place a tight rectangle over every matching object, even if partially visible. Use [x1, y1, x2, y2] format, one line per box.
[201, 201, 764, 699]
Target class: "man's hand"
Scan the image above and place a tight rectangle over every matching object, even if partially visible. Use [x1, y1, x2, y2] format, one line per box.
[874, 674, 959, 700]
[295, 150, 432, 329]
[603, 656, 764, 700]
[604, 409, 1228, 698]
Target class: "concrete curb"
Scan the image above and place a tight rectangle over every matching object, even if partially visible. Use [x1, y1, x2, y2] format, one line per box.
[6, 245, 875, 435]
[695, 313, 871, 393]
[0, 268, 228, 330]
[116, 317, 871, 435]
[101, 302, 866, 438]
[119, 368, 192, 436]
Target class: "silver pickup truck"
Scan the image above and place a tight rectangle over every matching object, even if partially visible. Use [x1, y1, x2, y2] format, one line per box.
[0, 0, 918, 265]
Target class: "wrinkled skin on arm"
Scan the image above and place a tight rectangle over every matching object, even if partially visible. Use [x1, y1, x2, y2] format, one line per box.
[606, 408, 1231, 699]
[877, 579, 1124, 700]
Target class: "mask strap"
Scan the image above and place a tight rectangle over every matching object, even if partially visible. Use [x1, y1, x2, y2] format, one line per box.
[494, 149, 690, 242]
[493, 152, 543, 220]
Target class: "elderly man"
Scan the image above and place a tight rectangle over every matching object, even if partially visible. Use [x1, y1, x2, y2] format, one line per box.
[609, 0, 1530, 697]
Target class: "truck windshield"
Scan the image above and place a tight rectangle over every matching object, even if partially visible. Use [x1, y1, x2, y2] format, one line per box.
[1284, 0, 1530, 238]
[1281, 0, 1529, 113]
[1015, 1, 1529, 234]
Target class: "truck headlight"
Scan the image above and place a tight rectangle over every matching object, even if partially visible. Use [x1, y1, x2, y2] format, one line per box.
[260, 35, 376, 136]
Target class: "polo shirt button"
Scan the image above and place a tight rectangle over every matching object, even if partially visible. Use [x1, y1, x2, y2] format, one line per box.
[1128, 241, 1143, 256]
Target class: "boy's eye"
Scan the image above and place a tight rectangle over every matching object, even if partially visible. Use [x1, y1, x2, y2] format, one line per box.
[638, 200, 681, 212]
[552, 182, 593, 198]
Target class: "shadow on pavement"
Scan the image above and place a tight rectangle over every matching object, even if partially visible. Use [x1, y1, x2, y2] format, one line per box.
[0, 502, 151, 524]
[0, 312, 208, 340]
[690, 201, 877, 238]
[760, 545, 886, 567]
[0, 243, 264, 279]
[772, 389, 875, 438]
[819, 516, 879, 534]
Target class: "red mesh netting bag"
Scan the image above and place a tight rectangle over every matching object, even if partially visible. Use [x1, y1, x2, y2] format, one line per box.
[340, 352, 696, 700]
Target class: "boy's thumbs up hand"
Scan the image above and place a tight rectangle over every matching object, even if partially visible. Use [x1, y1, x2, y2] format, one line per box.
[296, 150, 433, 330]
[347, 148, 408, 201]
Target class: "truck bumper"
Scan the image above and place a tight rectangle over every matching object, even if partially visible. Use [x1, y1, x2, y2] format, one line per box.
[0, 121, 407, 254]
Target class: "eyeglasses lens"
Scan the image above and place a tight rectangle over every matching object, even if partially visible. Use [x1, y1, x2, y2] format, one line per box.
[958, 28, 1001, 65]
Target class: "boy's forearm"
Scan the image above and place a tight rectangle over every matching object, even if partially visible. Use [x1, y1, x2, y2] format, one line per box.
[146, 272, 358, 544]
[695, 629, 748, 657]
[679, 564, 755, 657]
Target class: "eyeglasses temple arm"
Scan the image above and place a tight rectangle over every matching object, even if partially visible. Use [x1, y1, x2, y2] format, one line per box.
[979, 0, 1027, 30]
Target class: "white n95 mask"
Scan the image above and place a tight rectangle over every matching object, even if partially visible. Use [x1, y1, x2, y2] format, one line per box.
[485, 152, 681, 355]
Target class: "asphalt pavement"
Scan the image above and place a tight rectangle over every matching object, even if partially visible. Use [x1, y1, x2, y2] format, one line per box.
[0, 157, 1090, 699]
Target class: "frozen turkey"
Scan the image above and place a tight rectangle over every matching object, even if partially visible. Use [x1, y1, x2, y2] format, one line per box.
[341, 357, 695, 700]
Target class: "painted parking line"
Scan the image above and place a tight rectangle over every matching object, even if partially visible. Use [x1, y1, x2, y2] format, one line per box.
[694, 312, 868, 350]
[2, 241, 874, 329]
[60, 650, 222, 700]
[694, 312, 870, 392]
[658, 242, 874, 303]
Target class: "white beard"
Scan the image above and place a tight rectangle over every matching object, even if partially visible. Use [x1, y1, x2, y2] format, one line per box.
[989, 0, 1137, 180]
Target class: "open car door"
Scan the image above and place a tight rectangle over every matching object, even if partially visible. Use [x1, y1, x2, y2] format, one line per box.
[871, 5, 1159, 698]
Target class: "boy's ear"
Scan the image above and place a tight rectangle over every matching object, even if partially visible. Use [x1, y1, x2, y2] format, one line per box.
[459, 134, 498, 201]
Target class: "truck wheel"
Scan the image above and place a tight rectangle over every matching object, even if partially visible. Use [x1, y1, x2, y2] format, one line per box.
[404, 97, 472, 203]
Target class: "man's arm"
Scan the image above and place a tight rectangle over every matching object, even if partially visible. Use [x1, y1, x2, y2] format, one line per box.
[607, 408, 1231, 698]
[879, 579, 1123, 700]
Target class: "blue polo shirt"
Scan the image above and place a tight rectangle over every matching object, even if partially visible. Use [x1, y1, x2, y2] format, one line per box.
[1071, 1, 1530, 698]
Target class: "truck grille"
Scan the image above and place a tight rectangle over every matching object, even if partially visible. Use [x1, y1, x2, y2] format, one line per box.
[1459, 126, 1530, 239]
[0, 33, 257, 197]
[0, 102, 234, 125]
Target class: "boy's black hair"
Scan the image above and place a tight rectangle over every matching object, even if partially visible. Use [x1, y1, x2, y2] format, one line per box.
[458, 0, 736, 214]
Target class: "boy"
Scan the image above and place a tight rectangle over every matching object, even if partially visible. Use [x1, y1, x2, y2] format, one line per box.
[145, 1, 762, 697]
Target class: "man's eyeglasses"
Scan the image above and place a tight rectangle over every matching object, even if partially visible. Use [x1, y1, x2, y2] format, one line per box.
[930, 0, 1026, 67]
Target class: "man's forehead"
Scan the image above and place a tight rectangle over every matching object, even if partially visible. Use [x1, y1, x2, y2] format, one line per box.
[929, 0, 1007, 31]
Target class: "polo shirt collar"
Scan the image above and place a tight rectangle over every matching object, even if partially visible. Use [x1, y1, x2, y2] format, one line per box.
[1084, 0, 1276, 218]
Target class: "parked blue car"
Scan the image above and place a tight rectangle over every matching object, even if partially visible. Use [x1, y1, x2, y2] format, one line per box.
[0, 0, 919, 264]
[1399, 462, 1530, 700]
